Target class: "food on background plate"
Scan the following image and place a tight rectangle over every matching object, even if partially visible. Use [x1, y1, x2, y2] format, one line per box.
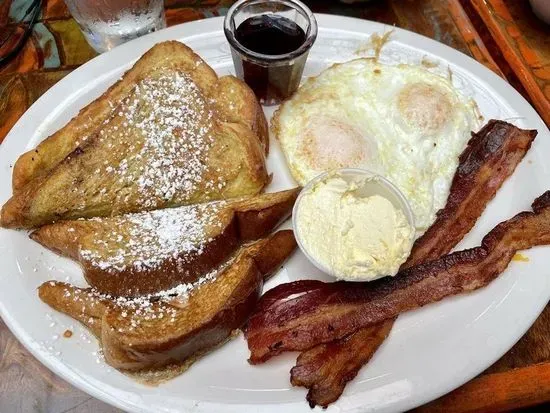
[1, 41, 269, 229]
[293, 170, 415, 281]
[273, 58, 482, 234]
[32, 189, 299, 297]
[39, 230, 296, 378]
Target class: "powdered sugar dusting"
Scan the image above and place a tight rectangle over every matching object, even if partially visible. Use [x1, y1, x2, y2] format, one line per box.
[91, 71, 226, 210]
[59, 264, 221, 331]
[80, 202, 225, 272]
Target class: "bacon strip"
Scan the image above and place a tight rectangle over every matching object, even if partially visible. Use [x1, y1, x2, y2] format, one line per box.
[245, 191, 550, 363]
[404, 119, 537, 269]
[290, 320, 393, 408]
[286, 120, 537, 406]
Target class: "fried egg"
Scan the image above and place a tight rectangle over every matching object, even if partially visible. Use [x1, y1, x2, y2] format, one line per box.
[273, 59, 481, 234]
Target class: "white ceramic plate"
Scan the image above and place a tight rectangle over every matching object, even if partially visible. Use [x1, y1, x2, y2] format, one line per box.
[1, 15, 549, 413]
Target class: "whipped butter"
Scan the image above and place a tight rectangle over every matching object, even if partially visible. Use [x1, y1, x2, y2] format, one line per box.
[295, 175, 415, 280]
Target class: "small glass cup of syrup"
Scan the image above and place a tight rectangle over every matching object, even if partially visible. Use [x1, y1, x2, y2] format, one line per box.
[224, 0, 317, 106]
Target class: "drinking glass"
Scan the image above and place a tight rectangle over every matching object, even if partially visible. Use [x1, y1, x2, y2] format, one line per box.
[64, 0, 166, 53]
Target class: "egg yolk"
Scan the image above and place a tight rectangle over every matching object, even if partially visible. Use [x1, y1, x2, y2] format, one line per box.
[397, 83, 452, 133]
[299, 117, 368, 170]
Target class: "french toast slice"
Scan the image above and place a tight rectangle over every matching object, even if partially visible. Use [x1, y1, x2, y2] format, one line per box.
[12, 41, 268, 192]
[38, 230, 297, 372]
[1, 42, 269, 229]
[31, 189, 299, 297]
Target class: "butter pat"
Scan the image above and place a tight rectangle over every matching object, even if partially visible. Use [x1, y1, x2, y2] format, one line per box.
[295, 175, 414, 281]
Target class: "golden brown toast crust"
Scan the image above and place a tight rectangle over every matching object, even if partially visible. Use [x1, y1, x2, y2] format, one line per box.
[127, 331, 240, 385]
[215, 76, 269, 155]
[1, 43, 269, 229]
[31, 189, 299, 296]
[12, 41, 268, 192]
[38, 230, 297, 372]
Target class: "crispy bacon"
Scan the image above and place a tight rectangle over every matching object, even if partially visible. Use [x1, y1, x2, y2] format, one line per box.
[290, 320, 393, 408]
[245, 191, 550, 363]
[404, 119, 537, 269]
[286, 120, 537, 407]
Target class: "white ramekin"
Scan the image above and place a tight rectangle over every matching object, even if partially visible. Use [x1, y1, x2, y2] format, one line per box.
[292, 168, 415, 281]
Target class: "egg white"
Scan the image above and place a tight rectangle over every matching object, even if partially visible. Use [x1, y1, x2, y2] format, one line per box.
[273, 59, 481, 234]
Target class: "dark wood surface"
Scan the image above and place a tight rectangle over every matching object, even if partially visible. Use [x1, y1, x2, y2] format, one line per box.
[1, 0, 549, 412]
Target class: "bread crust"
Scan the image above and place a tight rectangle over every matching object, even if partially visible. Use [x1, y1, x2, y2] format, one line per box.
[38, 230, 297, 372]
[2, 41, 269, 229]
[12, 41, 268, 191]
[31, 189, 299, 296]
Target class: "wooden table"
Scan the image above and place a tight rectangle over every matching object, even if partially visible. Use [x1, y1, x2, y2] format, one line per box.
[1, 1, 549, 412]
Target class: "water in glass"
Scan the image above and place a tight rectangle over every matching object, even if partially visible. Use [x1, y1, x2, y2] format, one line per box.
[64, 0, 166, 53]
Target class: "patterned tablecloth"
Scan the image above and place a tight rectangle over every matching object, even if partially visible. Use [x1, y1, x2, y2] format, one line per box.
[1, 1, 549, 412]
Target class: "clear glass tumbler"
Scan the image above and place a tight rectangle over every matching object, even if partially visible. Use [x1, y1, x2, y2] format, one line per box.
[64, 0, 166, 53]
[224, 0, 317, 105]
